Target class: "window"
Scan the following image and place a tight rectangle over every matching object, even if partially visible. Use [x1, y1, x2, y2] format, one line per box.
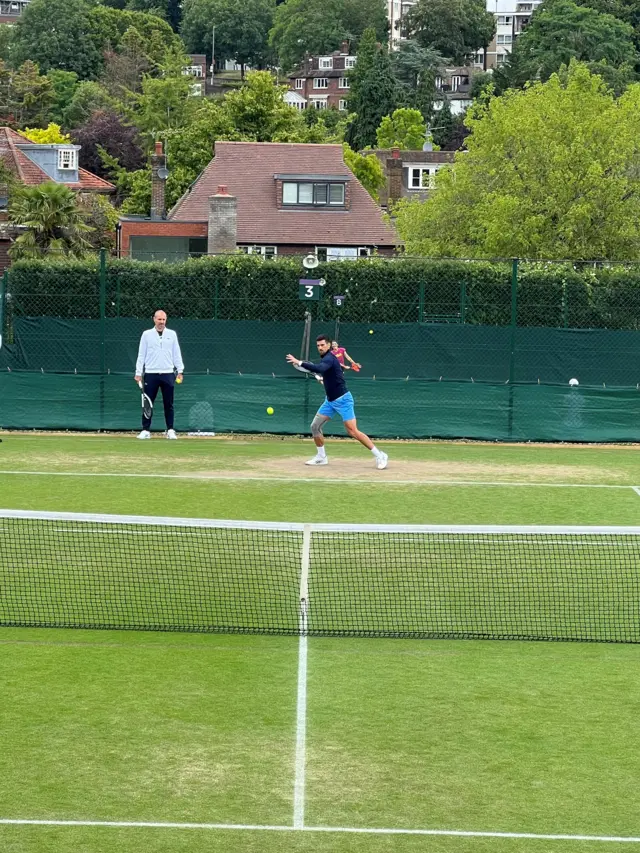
[496, 52, 507, 65]
[408, 167, 435, 190]
[190, 82, 203, 96]
[0, 183, 8, 210]
[183, 64, 203, 76]
[57, 148, 77, 170]
[497, 15, 512, 24]
[497, 34, 512, 44]
[344, 56, 356, 69]
[338, 99, 348, 111]
[295, 78, 304, 89]
[319, 56, 333, 69]
[282, 181, 346, 206]
[313, 78, 328, 89]
[338, 77, 349, 89]
[316, 247, 359, 262]
[241, 245, 277, 258]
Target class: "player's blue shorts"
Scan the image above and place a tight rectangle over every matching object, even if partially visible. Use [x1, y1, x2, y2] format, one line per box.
[317, 391, 356, 422]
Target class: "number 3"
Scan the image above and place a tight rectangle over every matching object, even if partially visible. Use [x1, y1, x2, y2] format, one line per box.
[305, 285, 314, 298]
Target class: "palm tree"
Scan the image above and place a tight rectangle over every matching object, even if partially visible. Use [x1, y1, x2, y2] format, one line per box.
[9, 182, 94, 260]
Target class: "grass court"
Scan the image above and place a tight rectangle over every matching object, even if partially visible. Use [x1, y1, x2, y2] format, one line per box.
[2, 434, 640, 853]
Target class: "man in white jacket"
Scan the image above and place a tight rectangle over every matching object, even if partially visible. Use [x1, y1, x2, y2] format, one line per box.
[135, 310, 184, 439]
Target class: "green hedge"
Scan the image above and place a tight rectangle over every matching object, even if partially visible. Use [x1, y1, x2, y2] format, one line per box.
[7, 255, 640, 330]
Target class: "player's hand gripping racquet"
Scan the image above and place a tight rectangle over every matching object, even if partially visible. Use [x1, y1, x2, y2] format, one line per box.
[350, 363, 362, 372]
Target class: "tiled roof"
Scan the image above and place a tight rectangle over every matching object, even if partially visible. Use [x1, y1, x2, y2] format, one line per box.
[170, 141, 398, 247]
[0, 127, 114, 193]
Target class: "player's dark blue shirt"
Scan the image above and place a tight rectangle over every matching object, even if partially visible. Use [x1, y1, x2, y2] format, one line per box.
[301, 351, 348, 402]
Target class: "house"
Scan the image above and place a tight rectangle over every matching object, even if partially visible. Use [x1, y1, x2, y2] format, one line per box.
[183, 54, 207, 96]
[369, 147, 455, 209]
[0, 126, 115, 270]
[287, 43, 356, 112]
[476, 0, 543, 70]
[434, 67, 476, 116]
[0, 0, 29, 23]
[117, 141, 399, 261]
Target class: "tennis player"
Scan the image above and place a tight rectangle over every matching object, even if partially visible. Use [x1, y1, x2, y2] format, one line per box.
[286, 334, 388, 469]
[331, 340, 361, 371]
[135, 310, 184, 439]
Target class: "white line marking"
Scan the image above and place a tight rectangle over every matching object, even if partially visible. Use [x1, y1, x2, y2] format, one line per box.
[0, 470, 633, 489]
[632, 487, 640, 497]
[293, 525, 311, 828]
[2, 819, 640, 842]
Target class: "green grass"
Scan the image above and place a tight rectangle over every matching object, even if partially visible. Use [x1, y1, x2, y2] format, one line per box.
[2, 436, 640, 853]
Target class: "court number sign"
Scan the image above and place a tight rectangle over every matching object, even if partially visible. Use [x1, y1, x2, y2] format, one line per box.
[298, 278, 325, 301]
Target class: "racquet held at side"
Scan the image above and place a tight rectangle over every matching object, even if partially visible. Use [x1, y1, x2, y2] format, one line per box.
[138, 380, 153, 419]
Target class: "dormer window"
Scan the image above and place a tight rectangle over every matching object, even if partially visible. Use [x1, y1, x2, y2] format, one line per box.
[57, 148, 77, 171]
[282, 180, 345, 206]
[319, 56, 333, 69]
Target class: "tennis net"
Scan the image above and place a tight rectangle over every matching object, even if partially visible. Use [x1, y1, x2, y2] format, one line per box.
[1, 509, 640, 643]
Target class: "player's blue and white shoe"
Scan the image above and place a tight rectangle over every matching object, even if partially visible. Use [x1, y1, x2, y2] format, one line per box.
[305, 455, 328, 465]
[376, 452, 388, 470]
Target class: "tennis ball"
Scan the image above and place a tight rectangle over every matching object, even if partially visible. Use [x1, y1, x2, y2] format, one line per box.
[369, 329, 374, 334]
[267, 406, 274, 415]
[176, 376, 183, 384]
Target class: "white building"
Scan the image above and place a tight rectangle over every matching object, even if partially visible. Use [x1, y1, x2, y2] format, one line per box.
[476, 0, 543, 69]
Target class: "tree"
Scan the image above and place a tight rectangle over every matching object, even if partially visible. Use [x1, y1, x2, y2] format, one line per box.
[345, 28, 397, 150]
[402, 0, 495, 66]
[376, 107, 426, 149]
[430, 96, 456, 148]
[46, 70, 80, 125]
[22, 123, 70, 143]
[343, 143, 384, 199]
[391, 39, 447, 117]
[132, 64, 195, 138]
[77, 193, 119, 252]
[62, 82, 117, 129]
[88, 5, 182, 68]
[499, 0, 638, 87]
[0, 61, 55, 129]
[393, 62, 640, 261]
[220, 70, 303, 141]
[9, 182, 94, 260]
[71, 110, 146, 178]
[182, 0, 275, 75]
[268, 0, 386, 72]
[0, 23, 13, 63]
[13, 0, 101, 79]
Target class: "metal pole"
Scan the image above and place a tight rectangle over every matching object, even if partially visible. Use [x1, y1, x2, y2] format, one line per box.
[0, 269, 6, 350]
[99, 248, 107, 430]
[418, 280, 424, 323]
[211, 25, 215, 85]
[460, 280, 467, 323]
[507, 258, 518, 438]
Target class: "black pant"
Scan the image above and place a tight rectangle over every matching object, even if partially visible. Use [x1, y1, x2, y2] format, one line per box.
[143, 373, 175, 430]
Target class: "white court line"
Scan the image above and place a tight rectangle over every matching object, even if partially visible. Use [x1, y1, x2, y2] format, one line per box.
[632, 487, 640, 497]
[0, 470, 634, 489]
[2, 819, 640, 842]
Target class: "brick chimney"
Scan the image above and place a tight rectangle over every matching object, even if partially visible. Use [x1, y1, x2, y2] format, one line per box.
[387, 149, 404, 203]
[150, 141, 167, 220]
[208, 185, 237, 254]
[340, 40, 350, 54]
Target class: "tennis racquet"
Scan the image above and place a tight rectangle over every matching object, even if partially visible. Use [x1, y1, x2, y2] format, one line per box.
[138, 379, 153, 419]
[292, 362, 324, 383]
[350, 363, 361, 372]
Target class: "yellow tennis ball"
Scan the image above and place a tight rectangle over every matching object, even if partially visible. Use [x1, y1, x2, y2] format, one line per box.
[267, 406, 274, 415]
[176, 376, 183, 384]
[369, 329, 374, 334]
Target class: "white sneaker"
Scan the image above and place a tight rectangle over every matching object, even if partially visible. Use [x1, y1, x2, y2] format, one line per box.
[305, 455, 328, 465]
[137, 430, 151, 439]
[166, 429, 178, 439]
[375, 452, 388, 470]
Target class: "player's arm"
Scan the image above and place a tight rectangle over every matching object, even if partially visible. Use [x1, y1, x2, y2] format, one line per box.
[173, 333, 184, 381]
[135, 332, 147, 382]
[343, 349, 361, 370]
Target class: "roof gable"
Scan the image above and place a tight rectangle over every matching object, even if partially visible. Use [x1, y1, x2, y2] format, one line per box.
[170, 141, 397, 247]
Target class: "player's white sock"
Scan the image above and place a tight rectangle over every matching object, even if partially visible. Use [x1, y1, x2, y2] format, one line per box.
[371, 445, 382, 459]
[317, 446, 326, 459]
